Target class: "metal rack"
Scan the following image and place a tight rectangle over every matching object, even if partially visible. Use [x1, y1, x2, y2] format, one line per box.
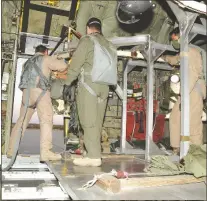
[111, 2, 207, 161]
[110, 35, 176, 161]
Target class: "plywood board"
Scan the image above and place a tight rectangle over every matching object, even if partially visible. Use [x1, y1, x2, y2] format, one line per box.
[120, 175, 206, 190]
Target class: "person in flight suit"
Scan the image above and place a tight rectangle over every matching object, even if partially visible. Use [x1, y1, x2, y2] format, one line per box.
[163, 28, 206, 155]
[7, 45, 68, 162]
[63, 18, 115, 166]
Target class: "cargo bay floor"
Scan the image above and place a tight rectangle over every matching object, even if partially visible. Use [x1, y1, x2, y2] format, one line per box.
[2, 129, 206, 200]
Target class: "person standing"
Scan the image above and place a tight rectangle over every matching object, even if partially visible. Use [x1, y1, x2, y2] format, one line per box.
[63, 17, 117, 166]
[163, 28, 206, 154]
[7, 45, 68, 162]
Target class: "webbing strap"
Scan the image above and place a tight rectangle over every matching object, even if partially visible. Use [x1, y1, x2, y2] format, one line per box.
[21, 55, 49, 109]
[80, 69, 103, 103]
[180, 51, 188, 57]
[22, 90, 47, 109]
[32, 59, 50, 88]
[180, 136, 190, 142]
[81, 81, 97, 97]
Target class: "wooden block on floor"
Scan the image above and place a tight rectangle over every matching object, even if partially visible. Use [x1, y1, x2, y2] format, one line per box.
[96, 175, 121, 193]
[120, 175, 206, 189]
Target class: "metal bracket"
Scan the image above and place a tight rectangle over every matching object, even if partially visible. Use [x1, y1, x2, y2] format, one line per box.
[200, 17, 206, 27]
[3, 184, 18, 192]
[189, 33, 197, 43]
[167, 1, 205, 38]
[141, 39, 167, 161]
[179, 12, 198, 41]
[167, 1, 186, 22]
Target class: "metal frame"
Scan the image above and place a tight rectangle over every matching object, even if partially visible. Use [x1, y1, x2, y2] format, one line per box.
[3, 8, 21, 155]
[2, 155, 69, 200]
[109, 35, 176, 160]
[2, 171, 56, 181]
[20, 0, 70, 52]
[2, 155, 48, 170]
[2, 186, 69, 200]
[167, 1, 206, 159]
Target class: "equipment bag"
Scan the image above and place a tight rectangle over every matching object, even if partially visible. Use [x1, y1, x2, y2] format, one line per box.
[19, 55, 51, 91]
[19, 55, 51, 109]
[80, 35, 117, 98]
[86, 35, 117, 85]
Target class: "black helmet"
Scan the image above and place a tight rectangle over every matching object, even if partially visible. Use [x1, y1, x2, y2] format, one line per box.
[116, 0, 156, 24]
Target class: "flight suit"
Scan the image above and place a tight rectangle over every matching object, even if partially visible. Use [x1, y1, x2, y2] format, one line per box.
[64, 33, 110, 159]
[75, 1, 174, 44]
[164, 48, 206, 149]
[7, 54, 68, 161]
[75, 1, 130, 40]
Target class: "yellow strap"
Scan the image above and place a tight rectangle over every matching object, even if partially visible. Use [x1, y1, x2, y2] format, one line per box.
[68, 0, 81, 41]
[76, 0, 80, 11]
[180, 136, 190, 142]
[180, 51, 189, 57]
[19, 0, 24, 31]
[48, 0, 59, 6]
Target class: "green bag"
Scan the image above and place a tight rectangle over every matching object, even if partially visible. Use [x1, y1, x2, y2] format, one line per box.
[184, 144, 206, 178]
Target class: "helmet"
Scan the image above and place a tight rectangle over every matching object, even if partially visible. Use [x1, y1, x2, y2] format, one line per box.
[116, 0, 156, 24]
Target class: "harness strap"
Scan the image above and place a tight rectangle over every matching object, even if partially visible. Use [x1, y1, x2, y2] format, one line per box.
[22, 89, 47, 109]
[32, 59, 50, 88]
[22, 55, 50, 109]
[80, 68, 104, 103]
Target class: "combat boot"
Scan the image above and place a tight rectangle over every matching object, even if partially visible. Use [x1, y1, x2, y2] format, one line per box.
[40, 150, 62, 162]
[73, 157, 102, 167]
[6, 142, 14, 158]
[6, 151, 12, 159]
[40, 127, 61, 162]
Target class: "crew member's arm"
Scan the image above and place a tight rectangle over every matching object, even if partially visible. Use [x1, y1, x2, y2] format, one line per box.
[188, 48, 202, 92]
[64, 36, 90, 85]
[45, 55, 68, 72]
[162, 54, 180, 66]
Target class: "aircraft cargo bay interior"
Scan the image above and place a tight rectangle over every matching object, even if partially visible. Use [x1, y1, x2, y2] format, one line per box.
[1, 0, 207, 200]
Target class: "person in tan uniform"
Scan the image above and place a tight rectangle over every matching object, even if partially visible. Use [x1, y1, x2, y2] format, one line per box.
[163, 28, 206, 154]
[7, 45, 68, 162]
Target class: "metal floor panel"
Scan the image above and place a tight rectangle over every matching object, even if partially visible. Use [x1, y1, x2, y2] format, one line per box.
[2, 155, 48, 170]
[46, 156, 206, 200]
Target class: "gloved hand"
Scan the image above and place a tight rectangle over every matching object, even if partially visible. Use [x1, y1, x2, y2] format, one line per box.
[53, 69, 68, 80]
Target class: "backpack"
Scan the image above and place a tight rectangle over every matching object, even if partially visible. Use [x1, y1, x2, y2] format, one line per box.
[80, 35, 117, 98]
[88, 35, 117, 85]
[19, 55, 51, 91]
[19, 54, 51, 109]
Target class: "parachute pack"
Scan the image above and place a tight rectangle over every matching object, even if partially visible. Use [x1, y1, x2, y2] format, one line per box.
[80, 35, 117, 97]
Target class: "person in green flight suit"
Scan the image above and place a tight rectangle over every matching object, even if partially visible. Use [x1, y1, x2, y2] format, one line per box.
[63, 17, 115, 167]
